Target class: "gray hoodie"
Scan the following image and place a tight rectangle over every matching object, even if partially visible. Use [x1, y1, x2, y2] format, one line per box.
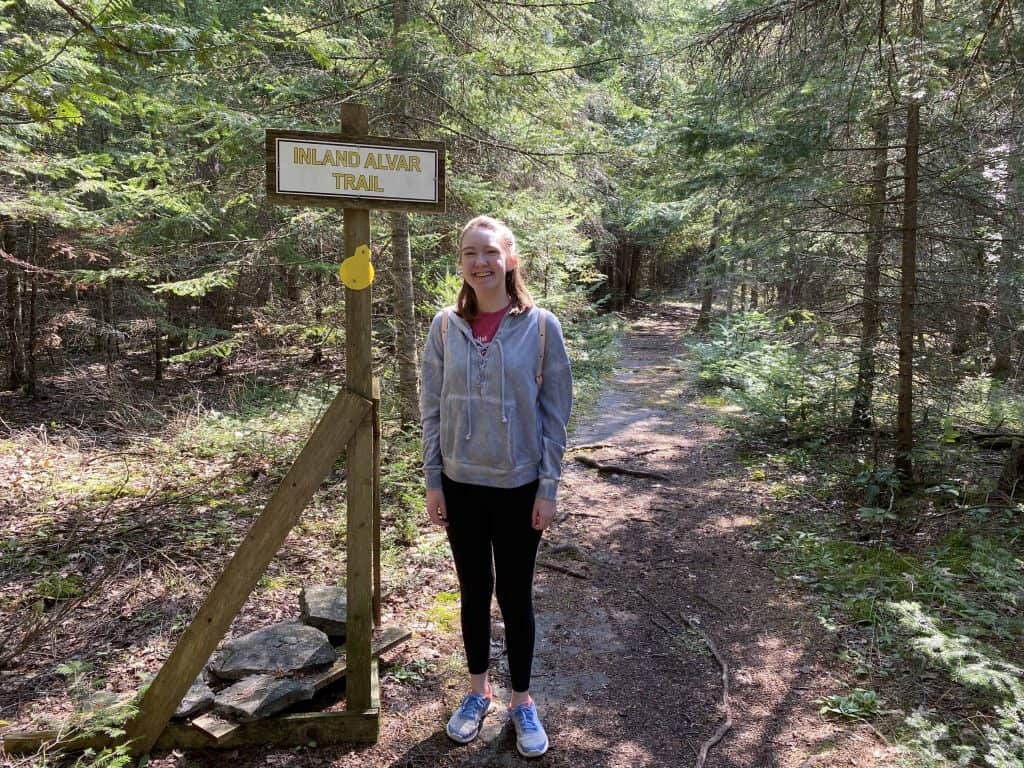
[420, 305, 572, 500]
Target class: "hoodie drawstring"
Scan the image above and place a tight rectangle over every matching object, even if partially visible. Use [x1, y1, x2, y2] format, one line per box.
[494, 338, 507, 423]
[465, 333, 473, 440]
[464, 333, 508, 439]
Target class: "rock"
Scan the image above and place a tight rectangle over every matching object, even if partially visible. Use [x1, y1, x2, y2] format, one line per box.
[208, 622, 336, 681]
[213, 674, 315, 722]
[299, 585, 348, 640]
[174, 676, 215, 719]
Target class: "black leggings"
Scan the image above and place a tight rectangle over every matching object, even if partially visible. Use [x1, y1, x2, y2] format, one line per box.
[442, 474, 543, 693]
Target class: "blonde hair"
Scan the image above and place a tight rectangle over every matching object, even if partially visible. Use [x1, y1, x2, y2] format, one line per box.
[456, 215, 534, 319]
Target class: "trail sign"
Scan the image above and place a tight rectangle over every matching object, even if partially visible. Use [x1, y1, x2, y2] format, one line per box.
[266, 129, 445, 213]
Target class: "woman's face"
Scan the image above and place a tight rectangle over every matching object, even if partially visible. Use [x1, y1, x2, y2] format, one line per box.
[459, 226, 516, 298]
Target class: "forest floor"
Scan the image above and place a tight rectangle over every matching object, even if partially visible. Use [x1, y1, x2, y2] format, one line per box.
[0, 300, 908, 767]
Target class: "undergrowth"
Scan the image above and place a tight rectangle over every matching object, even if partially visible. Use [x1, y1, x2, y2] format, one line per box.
[692, 310, 1024, 768]
[0, 304, 625, 767]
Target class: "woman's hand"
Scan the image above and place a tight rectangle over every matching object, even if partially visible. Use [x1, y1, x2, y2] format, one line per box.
[532, 497, 556, 531]
[426, 488, 448, 527]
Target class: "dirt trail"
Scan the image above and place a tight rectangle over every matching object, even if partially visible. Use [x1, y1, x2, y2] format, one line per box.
[144, 302, 895, 768]
[442, 301, 892, 767]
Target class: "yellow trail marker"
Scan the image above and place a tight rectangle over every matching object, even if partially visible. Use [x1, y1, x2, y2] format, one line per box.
[339, 244, 374, 290]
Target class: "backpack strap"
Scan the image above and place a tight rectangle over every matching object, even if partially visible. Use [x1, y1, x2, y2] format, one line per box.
[535, 309, 547, 386]
[441, 309, 450, 345]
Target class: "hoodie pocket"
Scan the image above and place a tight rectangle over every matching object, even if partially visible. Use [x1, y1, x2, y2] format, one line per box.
[441, 395, 515, 471]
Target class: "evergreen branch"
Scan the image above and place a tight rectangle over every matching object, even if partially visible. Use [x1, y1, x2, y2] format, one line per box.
[476, 0, 601, 6]
[0, 28, 86, 96]
[477, 50, 673, 78]
[952, 0, 1010, 118]
[406, 113, 610, 158]
[274, 2, 393, 40]
[50, 0, 139, 55]
[0, 248, 66, 277]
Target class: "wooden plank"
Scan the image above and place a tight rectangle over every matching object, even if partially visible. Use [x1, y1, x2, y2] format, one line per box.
[2, 730, 113, 755]
[342, 102, 375, 715]
[372, 377, 382, 626]
[157, 709, 379, 750]
[121, 389, 372, 756]
[309, 626, 412, 692]
[369, 658, 380, 710]
[160, 662, 382, 750]
[190, 713, 239, 744]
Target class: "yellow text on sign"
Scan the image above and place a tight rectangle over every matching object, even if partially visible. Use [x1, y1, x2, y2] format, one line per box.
[293, 148, 423, 173]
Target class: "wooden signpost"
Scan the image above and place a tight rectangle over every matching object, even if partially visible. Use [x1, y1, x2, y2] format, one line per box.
[2, 104, 444, 758]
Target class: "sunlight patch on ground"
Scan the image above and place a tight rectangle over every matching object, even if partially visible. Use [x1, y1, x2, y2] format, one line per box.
[712, 513, 757, 529]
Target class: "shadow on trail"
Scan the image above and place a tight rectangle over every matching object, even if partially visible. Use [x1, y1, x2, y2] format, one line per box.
[494, 300, 881, 768]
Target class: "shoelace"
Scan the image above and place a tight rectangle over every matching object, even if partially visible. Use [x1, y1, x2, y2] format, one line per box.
[512, 705, 539, 732]
[458, 693, 488, 721]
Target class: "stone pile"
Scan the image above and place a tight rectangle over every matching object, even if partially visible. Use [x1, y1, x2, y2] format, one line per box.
[174, 585, 348, 722]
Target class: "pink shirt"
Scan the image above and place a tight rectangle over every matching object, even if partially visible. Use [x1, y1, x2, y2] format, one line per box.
[470, 303, 511, 344]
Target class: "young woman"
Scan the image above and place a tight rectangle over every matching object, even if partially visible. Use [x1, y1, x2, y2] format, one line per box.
[420, 215, 572, 757]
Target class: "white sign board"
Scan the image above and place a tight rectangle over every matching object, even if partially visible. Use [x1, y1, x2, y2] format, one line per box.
[266, 130, 446, 213]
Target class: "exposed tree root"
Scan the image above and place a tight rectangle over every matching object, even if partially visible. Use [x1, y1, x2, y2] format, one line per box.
[634, 589, 732, 768]
[537, 559, 588, 579]
[574, 455, 669, 480]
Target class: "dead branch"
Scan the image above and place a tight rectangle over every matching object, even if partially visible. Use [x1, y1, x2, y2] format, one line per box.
[678, 611, 732, 768]
[0, 566, 113, 670]
[566, 442, 616, 452]
[537, 559, 588, 579]
[574, 455, 669, 481]
[633, 590, 732, 768]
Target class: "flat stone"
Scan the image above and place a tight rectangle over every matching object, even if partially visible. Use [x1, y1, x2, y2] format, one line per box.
[213, 674, 315, 722]
[174, 676, 215, 719]
[208, 622, 336, 681]
[299, 585, 348, 640]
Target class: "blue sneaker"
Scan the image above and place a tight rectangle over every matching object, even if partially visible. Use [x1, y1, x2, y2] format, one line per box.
[446, 691, 494, 744]
[509, 701, 549, 757]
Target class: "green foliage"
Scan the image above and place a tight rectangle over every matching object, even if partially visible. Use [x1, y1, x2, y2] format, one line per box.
[691, 311, 847, 435]
[892, 602, 1024, 767]
[566, 312, 626, 424]
[818, 688, 882, 720]
[174, 382, 331, 461]
[760, 484, 1024, 764]
[384, 659, 432, 685]
[164, 336, 238, 365]
[35, 573, 83, 601]
[380, 429, 427, 547]
[425, 591, 459, 634]
[150, 269, 237, 298]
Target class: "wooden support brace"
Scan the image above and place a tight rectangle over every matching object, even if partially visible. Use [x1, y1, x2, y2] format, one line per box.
[372, 377, 382, 626]
[120, 389, 372, 756]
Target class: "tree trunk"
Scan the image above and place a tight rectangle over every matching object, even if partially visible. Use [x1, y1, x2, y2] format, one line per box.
[3, 225, 28, 391]
[390, 212, 420, 424]
[895, 0, 923, 478]
[992, 139, 1020, 379]
[388, 0, 422, 425]
[852, 112, 889, 427]
[626, 246, 642, 301]
[26, 223, 38, 395]
[695, 210, 722, 332]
